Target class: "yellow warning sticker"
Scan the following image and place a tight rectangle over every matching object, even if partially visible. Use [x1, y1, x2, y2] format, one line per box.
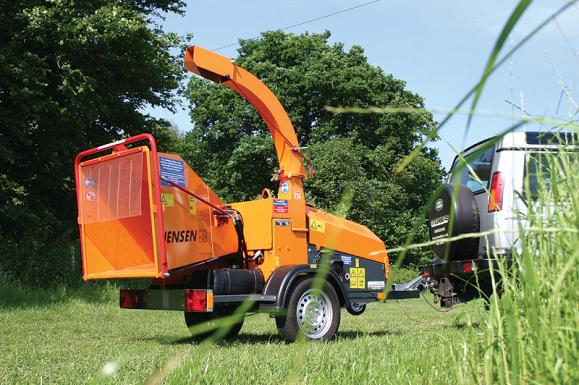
[349, 267, 366, 289]
[188, 195, 196, 215]
[161, 193, 174, 207]
[309, 219, 326, 233]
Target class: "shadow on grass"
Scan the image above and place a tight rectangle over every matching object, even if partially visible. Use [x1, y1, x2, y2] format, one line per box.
[161, 329, 400, 346]
[337, 329, 402, 339]
[0, 280, 146, 310]
[451, 320, 481, 329]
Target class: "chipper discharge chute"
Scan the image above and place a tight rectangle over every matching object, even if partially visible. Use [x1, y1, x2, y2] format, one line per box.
[74, 46, 419, 342]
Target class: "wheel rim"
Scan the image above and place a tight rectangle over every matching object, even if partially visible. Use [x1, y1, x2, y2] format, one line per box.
[296, 288, 333, 339]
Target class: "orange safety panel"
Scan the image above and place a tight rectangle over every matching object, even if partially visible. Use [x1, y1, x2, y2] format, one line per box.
[307, 207, 389, 272]
[158, 153, 238, 270]
[229, 199, 273, 251]
[271, 218, 308, 275]
[79, 147, 161, 280]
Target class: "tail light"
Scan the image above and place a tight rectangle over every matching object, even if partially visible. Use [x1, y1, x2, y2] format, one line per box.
[120, 289, 147, 309]
[488, 171, 504, 212]
[463, 262, 473, 273]
[185, 289, 214, 312]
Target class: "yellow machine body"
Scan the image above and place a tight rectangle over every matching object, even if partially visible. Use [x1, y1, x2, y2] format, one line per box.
[75, 46, 389, 284]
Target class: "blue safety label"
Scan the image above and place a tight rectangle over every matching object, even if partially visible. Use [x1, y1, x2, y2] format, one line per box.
[160, 157, 185, 187]
[341, 255, 352, 265]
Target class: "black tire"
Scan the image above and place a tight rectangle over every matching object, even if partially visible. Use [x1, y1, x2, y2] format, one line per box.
[276, 278, 340, 342]
[346, 302, 366, 316]
[428, 183, 480, 261]
[184, 308, 244, 340]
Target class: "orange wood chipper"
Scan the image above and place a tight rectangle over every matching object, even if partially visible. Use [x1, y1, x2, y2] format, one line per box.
[74, 46, 419, 341]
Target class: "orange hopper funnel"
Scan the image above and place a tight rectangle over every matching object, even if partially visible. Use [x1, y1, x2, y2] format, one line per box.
[75, 134, 167, 280]
[74, 134, 240, 281]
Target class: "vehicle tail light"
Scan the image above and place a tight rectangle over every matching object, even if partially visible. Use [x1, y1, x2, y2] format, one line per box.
[185, 289, 214, 312]
[488, 171, 504, 212]
[463, 262, 473, 273]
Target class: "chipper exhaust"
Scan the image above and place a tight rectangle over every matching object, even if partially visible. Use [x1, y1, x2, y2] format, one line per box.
[74, 46, 419, 342]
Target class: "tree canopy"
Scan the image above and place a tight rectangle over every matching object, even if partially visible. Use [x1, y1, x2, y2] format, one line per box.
[183, 31, 443, 266]
[1, 13, 443, 285]
[0, 0, 184, 284]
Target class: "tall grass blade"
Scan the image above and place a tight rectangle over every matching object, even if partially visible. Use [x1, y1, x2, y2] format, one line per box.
[395, 0, 577, 174]
[465, 0, 532, 138]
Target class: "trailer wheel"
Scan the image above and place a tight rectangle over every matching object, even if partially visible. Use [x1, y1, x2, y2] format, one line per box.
[346, 302, 366, 316]
[276, 278, 340, 342]
[184, 309, 244, 340]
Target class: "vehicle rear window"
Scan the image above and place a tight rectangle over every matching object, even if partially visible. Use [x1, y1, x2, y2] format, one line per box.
[450, 145, 495, 194]
[525, 153, 552, 200]
[526, 132, 577, 145]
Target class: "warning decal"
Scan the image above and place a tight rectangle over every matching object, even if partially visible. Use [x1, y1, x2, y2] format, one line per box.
[309, 219, 326, 233]
[161, 193, 174, 207]
[160, 157, 185, 187]
[349, 267, 366, 289]
[273, 199, 289, 213]
[188, 195, 196, 215]
[341, 255, 352, 265]
[367, 281, 385, 290]
[280, 181, 289, 194]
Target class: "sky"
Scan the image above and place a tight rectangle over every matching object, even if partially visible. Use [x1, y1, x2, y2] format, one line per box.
[145, 0, 579, 169]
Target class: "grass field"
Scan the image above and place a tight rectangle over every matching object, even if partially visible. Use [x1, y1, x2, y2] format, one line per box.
[0, 283, 484, 385]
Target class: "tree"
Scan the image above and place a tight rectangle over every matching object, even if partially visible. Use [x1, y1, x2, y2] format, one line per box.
[183, 31, 444, 266]
[0, 0, 184, 285]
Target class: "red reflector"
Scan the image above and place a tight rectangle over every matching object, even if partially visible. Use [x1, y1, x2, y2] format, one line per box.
[488, 171, 504, 212]
[463, 262, 473, 273]
[120, 290, 134, 309]
[119, 290, 145, 309]
[185, 289, 213, 312]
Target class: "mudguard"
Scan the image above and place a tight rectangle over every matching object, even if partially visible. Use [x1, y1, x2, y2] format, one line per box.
[260, 265, 349, 311]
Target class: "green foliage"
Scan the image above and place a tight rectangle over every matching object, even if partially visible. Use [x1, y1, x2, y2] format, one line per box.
[0, 0, 184, 285]
[388, 265, 421, 284]
[183, 31, 444, 266]
[152, 121, 183, 153]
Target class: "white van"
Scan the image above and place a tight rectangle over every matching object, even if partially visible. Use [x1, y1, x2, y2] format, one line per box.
[424, 131, 576, 307]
